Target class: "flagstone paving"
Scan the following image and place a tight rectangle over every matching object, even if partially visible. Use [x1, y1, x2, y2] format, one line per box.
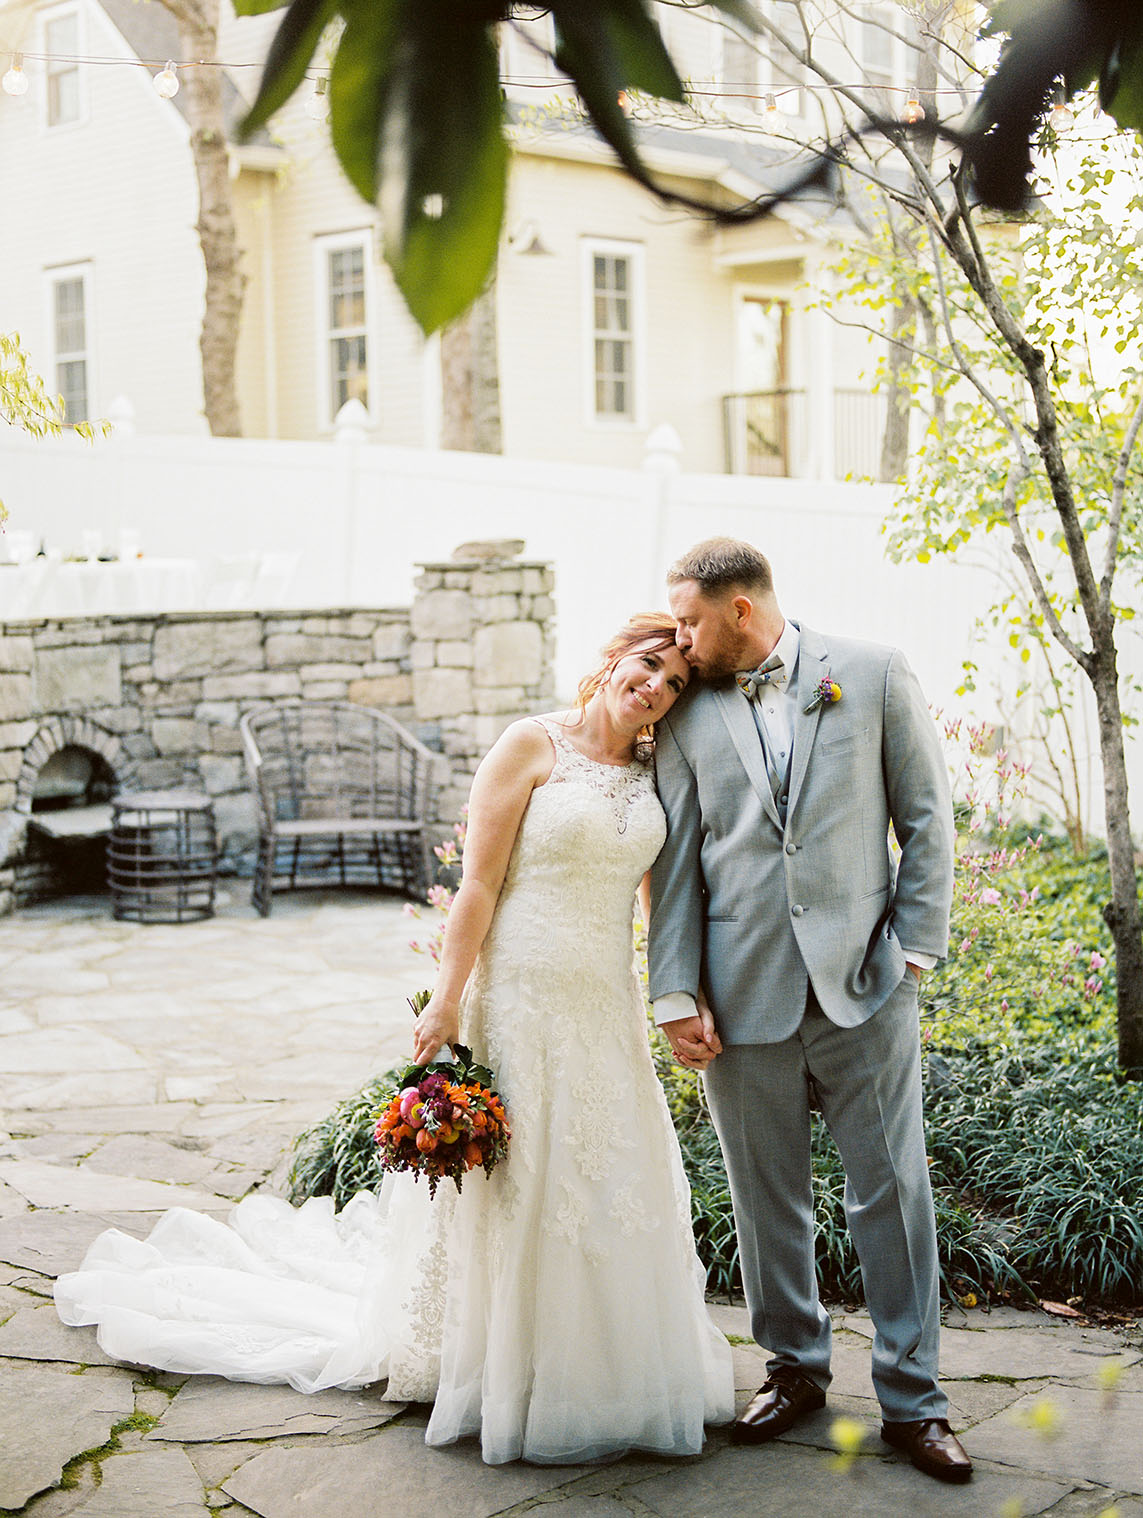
[1, 890, 1141, 1517]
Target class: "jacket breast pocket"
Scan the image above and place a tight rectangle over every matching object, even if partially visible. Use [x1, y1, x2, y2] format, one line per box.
[819, 725, 872, 754]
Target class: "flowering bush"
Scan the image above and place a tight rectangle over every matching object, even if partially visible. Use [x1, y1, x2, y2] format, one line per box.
[404, 808, 466, 964]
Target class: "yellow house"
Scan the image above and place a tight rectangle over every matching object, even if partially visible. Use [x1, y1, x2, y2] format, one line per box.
[1, 0, 944, 474]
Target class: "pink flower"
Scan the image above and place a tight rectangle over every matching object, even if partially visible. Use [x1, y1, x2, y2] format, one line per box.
[980, 888, 1002, 906]
[1084, 976, 1103, 999]
[984, 964, 994, 981]
[1090, 951, 1107, 971]
[1000, 998, 1010, 1014]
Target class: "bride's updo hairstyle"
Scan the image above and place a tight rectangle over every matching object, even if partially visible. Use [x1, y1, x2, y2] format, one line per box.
[574, 612, 681, 744]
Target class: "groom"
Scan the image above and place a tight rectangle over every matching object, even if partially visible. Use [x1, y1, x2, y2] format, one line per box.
[648, 537, 971, 1483]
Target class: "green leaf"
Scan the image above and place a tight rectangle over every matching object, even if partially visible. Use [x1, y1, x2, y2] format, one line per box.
[329, 0, 406, 202]
[550, 7, 643, 178]
[232, 0, 290, 15]
[378, 13, 509, 334]
[705, 0, 763, 31]
[240, 0, 339, 138]
[1100, 18, 1143, 132]
[585, 0, 685, 101]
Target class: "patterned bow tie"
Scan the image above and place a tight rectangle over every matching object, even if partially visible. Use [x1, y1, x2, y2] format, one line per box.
[736, 656, 784, 700]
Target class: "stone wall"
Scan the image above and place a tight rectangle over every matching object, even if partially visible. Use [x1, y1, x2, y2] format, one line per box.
[411, 555, 555, 819]
[0, 551, 555, 915]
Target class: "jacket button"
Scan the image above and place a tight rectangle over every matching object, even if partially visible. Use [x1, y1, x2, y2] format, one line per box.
[785, 842, 797, 855]
[791, 904, 804, 917]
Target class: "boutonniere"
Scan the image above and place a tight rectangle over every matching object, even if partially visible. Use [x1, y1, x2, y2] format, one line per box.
[804, 677, 842, 714]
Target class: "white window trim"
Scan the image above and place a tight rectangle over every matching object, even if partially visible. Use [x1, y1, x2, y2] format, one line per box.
[38, 2, 87, 133]
[581, 237, 646, 431]
[718, 4, 804, 116]
[313, 228, 378, 434]
[858, 1, 916, 96]
[44, 261, 95, 424]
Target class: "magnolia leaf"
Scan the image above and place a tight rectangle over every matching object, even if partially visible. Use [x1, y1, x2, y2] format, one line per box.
[240, 0, 339, 138]
[576, 0, 685, 102]
[706, 0, 763, 30]
[1100, 17, 1143, 132]
[328, 0, 406, 202]
[552, 7, 643, 178]
[379, 17, 508, 334]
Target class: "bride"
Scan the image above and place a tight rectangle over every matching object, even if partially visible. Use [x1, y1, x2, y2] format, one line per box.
[56, 613, 735, 1466]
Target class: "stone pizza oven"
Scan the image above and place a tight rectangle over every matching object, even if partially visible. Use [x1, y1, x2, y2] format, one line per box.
[0, 549, 555, 914]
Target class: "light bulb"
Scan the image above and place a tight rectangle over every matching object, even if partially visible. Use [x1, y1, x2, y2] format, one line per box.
[903, 93, 924, 125]
[2, 54, 29, 97]
[617, 89, 633, 117]
[304, 75, 329, 121]
[154, 60, 179, 99]
[1048, 100, 1073, 131]
[763, 93, 779, 115]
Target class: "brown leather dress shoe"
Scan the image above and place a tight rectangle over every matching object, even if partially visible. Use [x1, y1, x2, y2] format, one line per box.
[732, 1367, 826, 1444]
[881, 1419, 973, 1482]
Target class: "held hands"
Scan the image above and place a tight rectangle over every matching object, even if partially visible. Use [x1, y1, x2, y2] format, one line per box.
[662, 996, 723, 1071]
[411, 992, 459, 1066]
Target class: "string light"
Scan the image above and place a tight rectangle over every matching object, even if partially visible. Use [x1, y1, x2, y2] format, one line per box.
[2, 52, 28, 96]
[304, 74, 329, 121]
[0, 45, 979, 122]
[1048, 96, 1073, 131]
[153, 59, 180, 98]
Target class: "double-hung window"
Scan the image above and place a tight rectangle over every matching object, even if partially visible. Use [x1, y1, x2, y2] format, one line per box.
[42, 7, 83, 128]
[584, 240, 644, 426]
[49, 265, 91, 422]
[720, 1, 805, 115]
[316, 231, 373, 429]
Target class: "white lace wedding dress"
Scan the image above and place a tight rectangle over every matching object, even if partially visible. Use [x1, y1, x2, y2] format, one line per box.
[55, 718, 735, 1464]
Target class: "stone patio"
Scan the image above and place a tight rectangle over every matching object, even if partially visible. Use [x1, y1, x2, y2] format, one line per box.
[1, 891, 1141, 1517]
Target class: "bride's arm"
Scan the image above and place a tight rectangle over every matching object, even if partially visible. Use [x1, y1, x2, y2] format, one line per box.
[411, 720, 553, 1064]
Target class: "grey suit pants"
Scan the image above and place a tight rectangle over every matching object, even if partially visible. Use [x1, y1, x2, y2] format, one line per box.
[702, 975, 947, 1421]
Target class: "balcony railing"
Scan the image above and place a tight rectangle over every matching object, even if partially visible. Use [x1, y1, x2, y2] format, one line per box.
[722, 388, 887, 479]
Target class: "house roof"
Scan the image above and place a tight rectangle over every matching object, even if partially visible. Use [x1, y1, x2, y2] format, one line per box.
[509, 105, 860, 240]
[98, 0, 273, 146]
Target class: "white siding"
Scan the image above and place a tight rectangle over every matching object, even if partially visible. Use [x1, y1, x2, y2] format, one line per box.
[0, 0, 206, 432]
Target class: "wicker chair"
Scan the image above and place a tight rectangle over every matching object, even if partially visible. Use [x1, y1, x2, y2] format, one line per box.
[239, 701, 443, 916]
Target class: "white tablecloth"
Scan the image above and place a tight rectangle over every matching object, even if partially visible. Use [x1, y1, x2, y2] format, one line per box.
[0, 554, 298, 620]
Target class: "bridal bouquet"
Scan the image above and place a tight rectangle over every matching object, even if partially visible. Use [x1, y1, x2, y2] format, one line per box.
[374, 993, 510, 1198]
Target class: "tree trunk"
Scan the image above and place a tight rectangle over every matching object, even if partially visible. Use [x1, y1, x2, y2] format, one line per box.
[177, 2, 245, 437]
[878, 299, 911, 483]
[440, 274, 501, 453]
[1092, 660, 1143, 1072]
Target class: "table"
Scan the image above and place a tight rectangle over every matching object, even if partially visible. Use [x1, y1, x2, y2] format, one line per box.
[106, 789, 217, 924]
[0, 559, 202, 620]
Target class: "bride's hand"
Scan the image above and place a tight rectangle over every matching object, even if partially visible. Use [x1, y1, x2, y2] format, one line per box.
[411, 993, 459, 1066]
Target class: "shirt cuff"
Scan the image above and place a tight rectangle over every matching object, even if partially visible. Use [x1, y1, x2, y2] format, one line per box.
[653, 991, 698, 1027]
[904, 952, 938, 972]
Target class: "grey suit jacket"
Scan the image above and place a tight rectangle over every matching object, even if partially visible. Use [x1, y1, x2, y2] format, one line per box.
[648, 623, 954, 1044]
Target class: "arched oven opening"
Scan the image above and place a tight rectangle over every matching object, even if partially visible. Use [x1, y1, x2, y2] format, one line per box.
[22, 745, 117, 903]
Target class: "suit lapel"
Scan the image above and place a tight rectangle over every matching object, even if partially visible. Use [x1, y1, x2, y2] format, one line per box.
[712, 683, 782, 829]
[786, 624, 830, 819]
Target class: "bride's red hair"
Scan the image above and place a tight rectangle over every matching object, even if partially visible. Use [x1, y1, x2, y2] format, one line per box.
[573, 613, 680, 739]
